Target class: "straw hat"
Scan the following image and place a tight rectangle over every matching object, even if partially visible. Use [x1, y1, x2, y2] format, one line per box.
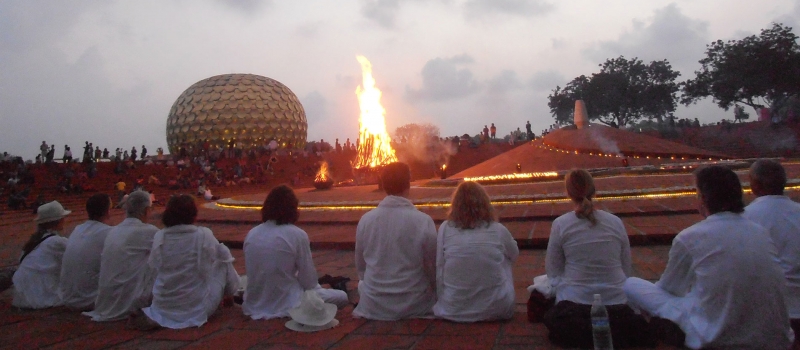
[34, 201, 71, 224]
[285, 290, 338, 332]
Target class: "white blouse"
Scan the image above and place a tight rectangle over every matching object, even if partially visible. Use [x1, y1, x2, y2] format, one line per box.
[433, 221, 518, 322]
[13, 232, 68, 309]
[546, 210, 632, 305]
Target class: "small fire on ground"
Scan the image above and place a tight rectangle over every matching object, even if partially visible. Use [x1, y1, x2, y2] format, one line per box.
[352, 55, 397, 170]
[315, 161, 330, 183]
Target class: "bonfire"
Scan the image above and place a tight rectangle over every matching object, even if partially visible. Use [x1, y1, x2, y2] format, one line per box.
[352, 56, 397, 171]
[314, 161, 333, 190]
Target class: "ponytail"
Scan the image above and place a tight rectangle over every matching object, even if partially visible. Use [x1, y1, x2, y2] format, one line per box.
[575, 197, 597, 226]
[565, 169, 597, 226]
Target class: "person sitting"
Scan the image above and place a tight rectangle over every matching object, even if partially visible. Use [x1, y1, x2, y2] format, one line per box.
[624, 165, 793, 349]
[204, 188, 220, 201]
[433, 181, 518, 322]
[58, 194, 112, 310]
[12, 201, 71, 309]
[354, 162, 437, 320]
[742, 159, 800, 348]
[242, 185, 348, 320]
[85, 191, 159, 322]
[7, 189, 27, 210]
[135, 195, 240, 329]
[542, 169, 652, 348]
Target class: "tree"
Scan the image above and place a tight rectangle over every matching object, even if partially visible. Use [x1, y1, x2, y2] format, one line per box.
[681, 23, 800, 113]
[394, 123, 440, 144]
[548, 56, 681, 128]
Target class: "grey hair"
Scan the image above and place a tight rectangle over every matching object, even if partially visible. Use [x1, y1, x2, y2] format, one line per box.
[750, 159, 786, 195]
[125, 190, 152, 218]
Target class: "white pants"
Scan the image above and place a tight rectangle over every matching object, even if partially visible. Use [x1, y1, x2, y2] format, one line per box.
[623, 277, 688, 325]
[314, 285, 349, 308]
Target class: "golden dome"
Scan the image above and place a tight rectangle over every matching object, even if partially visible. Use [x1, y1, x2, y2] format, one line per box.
[166, 74, 307, 154]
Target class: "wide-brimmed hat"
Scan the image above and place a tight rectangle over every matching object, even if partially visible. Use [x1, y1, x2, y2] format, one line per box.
[35, 201, 71, 224]
[285, 290, 338, 332]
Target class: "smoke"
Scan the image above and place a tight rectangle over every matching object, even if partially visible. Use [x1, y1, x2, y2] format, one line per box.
[587, 127, 621, 155]
[748, 127, 798, 153]
[395, 134, 458, 166]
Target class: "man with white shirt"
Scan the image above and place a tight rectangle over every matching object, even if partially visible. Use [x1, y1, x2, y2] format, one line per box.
[742, 159, 800, 346]
[58, 194, 112, 310]
[85, 190, 159, 321]
[624, 165, 793, 349]
[354, 162, 437, 320]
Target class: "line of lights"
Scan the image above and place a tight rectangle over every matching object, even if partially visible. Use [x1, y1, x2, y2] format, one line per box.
[212, 183, 800, 211]
[537, 142, 728, 162]
[464, 172, 559, 182]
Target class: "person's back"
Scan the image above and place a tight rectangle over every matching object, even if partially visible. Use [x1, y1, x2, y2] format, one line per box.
[354, 162, 436, 320]
[86, 191, 158, 321]
[59, 194, 112, 310]
[669, 213, 789, 347]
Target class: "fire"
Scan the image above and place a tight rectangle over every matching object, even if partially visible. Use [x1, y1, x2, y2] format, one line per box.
[315, 161, 330, 182]
[353, 55, 397, 169]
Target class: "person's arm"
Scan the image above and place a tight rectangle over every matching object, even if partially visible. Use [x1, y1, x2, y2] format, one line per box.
[545, 221, 565, 281]
[295, 228, 318, 290]
[655, 238, 693, 297]
[618, 219, 633, 277]
[355, 220, 367, 281]
[422, 217, 438, 289]
[499, 223, 519, 262]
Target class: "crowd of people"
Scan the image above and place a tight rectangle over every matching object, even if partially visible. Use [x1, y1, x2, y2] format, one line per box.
[0, 159, 798, 349]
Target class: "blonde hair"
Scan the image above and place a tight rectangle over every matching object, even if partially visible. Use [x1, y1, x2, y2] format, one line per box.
[565, 169, 597, 226]
[447, 181, 496, 229]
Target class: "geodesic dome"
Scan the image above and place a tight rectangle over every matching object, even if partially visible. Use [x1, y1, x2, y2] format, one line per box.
[166, 74, 307, 154]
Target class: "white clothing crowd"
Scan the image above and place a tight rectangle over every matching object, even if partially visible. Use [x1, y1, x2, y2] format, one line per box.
[7, 160, 800, 349]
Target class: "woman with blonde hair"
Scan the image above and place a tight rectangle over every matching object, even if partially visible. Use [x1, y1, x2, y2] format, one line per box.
[432, 181, 518, 322]
[543, 169, 652, 348]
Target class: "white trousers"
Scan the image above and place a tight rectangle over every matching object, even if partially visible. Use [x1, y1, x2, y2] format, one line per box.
[314, 285, 349, 308]
[623, 277, 688, 325]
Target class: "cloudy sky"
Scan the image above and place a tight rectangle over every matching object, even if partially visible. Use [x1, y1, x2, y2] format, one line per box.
[2, 0, 799, 159]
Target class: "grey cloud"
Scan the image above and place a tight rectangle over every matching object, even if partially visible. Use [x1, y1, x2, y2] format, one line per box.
[405, 55, 481, 102]
[463, 0, 554, 20]
[214, 0, 272, 14]
[551, 38, 566, 49]
[361, 0, 401, 29]
[300, 91, 327, 123]
[528, 70, 565, 91]
[487, 70, 523, 94]
[0, 1, 103, 52]
[581, 4, 709, 73]
[295, 21, 324, 38]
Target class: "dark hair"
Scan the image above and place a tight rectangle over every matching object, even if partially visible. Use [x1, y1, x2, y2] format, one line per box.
[21, 221, 62, 262]
[565, 169, 597, 225]
[162, 194, 198, 227]
[261, 184, 299, 225]
[381, 162, 411, 196]
[749, 159, 786, 195]
[86, 194, 111, 221]
[694, 165, 745, 214]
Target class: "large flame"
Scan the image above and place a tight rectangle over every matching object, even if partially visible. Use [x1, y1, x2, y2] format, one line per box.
[353, 55, 397, 169]
[315, 161, 330, 182]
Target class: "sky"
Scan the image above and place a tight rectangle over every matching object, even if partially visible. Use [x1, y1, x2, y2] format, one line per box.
[1, 0, 799, 159]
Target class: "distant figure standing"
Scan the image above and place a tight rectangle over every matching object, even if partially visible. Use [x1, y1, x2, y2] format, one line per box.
[131, 147, 138, 162]
[102, 148, 109, 159]
[94, 147, 101, 160]
[140, 145, 147, 159]
[40, 141, 49, 160]
[482, 125, 489, 142]
[46, 145, 55, 163]
[490, 123, 497, 139]
[63, 145, 72, 164]
[526, 121, 533, 139]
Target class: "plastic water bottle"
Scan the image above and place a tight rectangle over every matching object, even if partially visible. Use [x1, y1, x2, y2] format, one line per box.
[591, 294, 614, 350]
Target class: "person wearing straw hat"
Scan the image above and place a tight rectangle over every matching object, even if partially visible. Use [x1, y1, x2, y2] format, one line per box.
[284, 290, 339, 332]
[58, 194, 112, 310]
[85, 190, 159, 321]
[12, 201, 71, 309]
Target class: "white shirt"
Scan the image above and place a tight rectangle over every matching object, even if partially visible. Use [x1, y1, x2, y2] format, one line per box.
[657, 212, 792, 349]
[84, 218, 159, 321]
[58, 220, 111, 310]
[433, 221, 518, 322]
[546, 210, 632, 305]
[743, 195, 800, 319]
[143, 225, 239, 328]
[12, 232, 68, 309]
[354, 195, 437, 320]
[242, 221, 318, 319]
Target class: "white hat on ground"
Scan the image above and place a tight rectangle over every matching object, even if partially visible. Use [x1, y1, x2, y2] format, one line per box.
[35, 201, 71, 224]
[285, 290, 338, 332]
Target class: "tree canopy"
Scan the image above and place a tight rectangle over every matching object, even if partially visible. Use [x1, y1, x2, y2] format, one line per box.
[394, 123, 440, 143]
[548, 56, 681, 128]
[681, 23, 800, 113]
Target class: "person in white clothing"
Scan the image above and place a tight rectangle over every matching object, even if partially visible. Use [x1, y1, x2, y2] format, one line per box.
[85, 190, 159, 322]
[354, 162, 437, 320]
[543, 169, 651, 348]
[12, 201, 71, 309]
[58, 194, 112, 310]
[433, 181, 518, 322]
[242, 185, 348, 320]
[742, 159, 800, 347]
[137, 194, 240, 329]
[624, 165, 793, 349]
